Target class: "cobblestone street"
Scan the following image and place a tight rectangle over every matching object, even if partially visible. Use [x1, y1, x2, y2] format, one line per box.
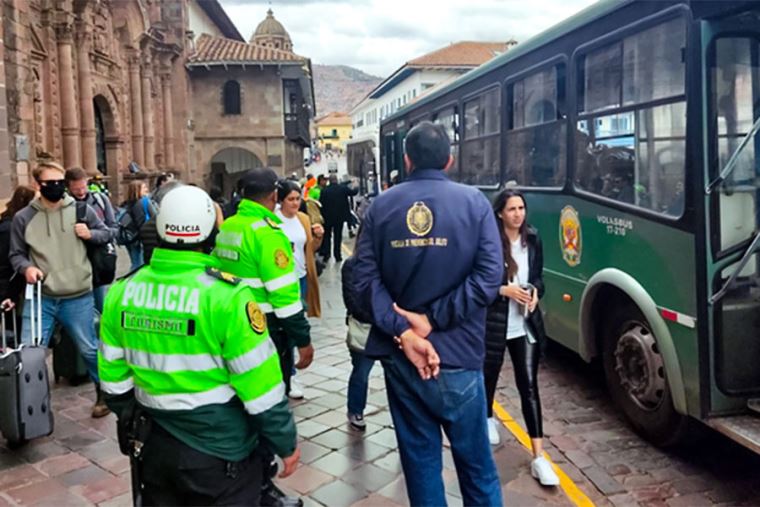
[0, 248, 759, 506]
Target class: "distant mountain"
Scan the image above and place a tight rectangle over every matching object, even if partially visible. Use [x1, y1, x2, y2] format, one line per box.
[312, 64, 382, 116]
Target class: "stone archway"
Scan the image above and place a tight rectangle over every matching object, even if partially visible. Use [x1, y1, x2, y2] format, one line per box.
[93, 92, 124, 200]
[210, 147, 263, 199]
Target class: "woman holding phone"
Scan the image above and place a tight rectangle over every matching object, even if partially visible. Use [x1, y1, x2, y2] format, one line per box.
[483, 188, 559, 487]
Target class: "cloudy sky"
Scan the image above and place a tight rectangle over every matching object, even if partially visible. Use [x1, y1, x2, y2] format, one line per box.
[218, 0, 599, 77]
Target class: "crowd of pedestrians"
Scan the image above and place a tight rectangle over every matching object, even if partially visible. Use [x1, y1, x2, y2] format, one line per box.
[0, 121, 559, 505]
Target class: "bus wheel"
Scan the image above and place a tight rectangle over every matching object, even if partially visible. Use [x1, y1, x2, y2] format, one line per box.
[603, 305, 688, 446]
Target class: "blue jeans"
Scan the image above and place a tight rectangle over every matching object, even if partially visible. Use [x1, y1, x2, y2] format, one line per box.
[126, 242, 144, 271]
[93, 284, 109, 314]
[347, 349, 375, 415]
[382, 351, 502, 507]
[21, 291, 100, 383]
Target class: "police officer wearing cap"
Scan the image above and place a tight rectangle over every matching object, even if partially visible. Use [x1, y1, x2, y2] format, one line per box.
[99, 186, 301, 505]
[214, 167, 313, 507]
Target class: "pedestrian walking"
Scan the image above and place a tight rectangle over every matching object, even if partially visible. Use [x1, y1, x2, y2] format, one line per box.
[121, 180, 156, 271]
[98, 186, 300, 505]
[484, 188, 559, 486]
[276, 179, 324, 400]
[0, 185, 35, 337]
[214, 167, 314, 507]
[352, 121, 504, 506]
[340, 232, 375, 431]
[9, 161, 111, 418]
[65, 167, 119, 313]
[318, 174, 358, 262]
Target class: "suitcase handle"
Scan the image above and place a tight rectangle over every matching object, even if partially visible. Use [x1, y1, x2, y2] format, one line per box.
[1, 306, 16, 350]
[26, 282, 42, 347]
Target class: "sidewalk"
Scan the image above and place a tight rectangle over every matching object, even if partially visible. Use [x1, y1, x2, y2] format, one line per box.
[0, 258, 591, 506]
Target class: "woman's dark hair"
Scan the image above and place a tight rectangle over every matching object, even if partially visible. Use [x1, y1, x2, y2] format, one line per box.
[493, 188, 528, 281]
[1, 185, 36, 220]
[277, 179, 301, 202]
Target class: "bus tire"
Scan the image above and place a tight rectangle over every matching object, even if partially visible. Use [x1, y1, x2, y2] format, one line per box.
[602, 304, 689, 447]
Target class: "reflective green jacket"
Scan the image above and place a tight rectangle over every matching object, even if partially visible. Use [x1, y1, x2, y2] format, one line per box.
[214, 199, 310, 347]
[98, 248, 296, 460]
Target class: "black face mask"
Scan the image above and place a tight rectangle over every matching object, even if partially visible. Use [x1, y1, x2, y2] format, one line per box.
[40, 180, 66, 202]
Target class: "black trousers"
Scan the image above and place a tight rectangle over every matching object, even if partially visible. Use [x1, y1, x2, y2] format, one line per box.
[269, 323, 293, 394]
[319, 221, 344, 261]
[483, 335, 543, 438]
[140, 424, 263, 506]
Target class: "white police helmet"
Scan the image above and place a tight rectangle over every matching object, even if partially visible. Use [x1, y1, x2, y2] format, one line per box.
[157, 186, 216, 244]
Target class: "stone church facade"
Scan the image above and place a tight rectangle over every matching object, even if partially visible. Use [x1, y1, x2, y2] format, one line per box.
[0, 1, 314, 202]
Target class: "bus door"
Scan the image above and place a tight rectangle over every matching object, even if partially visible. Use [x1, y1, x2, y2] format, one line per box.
[704, 7, 760, 404]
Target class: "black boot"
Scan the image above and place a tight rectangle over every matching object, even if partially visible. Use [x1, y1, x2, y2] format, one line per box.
[259, 478, 303, 507]
[91, 384, 111, 418]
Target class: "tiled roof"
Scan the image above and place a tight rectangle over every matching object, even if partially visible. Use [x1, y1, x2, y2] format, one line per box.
[407, 41, 513, 68]
[316, 112, 351, 126]
[187, 34, 306, 65]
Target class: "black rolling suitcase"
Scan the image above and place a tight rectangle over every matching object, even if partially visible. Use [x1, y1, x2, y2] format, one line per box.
[53, 327, 90, 386]
[0, 283, 54, 445]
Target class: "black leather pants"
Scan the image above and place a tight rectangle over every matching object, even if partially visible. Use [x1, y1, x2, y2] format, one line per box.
[483, 335, 543, 438]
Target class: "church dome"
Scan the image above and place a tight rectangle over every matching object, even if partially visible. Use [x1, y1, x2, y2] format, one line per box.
[251, 9, 293, 50]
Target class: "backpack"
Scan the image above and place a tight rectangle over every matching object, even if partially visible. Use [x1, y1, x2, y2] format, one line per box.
[76, 202, 117, 288]
[117, 196, 151, 246]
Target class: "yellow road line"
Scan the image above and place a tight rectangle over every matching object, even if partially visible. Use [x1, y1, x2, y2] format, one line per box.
[343, 241, 594, 506]
[493, 402, 595, 507]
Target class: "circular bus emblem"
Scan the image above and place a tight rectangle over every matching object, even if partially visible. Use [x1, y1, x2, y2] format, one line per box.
[559, 205, 582, 267]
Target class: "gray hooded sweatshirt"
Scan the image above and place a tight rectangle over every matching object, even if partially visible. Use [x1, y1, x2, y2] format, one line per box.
[9, 195, 109, 298]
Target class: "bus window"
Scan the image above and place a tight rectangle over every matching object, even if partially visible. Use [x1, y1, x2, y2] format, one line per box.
[576, 103, 686, 215]
[461, 87, 501, 186]
[506, 65, 567, 187]
[434, 106, 460, 179]
[575, 16, 687, 217]
[712, 37, 759, 254]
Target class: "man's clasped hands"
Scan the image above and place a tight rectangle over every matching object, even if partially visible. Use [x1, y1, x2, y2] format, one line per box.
[392, 304, 440, 381]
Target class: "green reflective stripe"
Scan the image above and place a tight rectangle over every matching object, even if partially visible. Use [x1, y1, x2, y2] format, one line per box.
[102, 377, 134, 395]
[264, 272, 298, 292]
[133, 367, 229, 395]
[258, 301, 273, 313]
[230, 354, 283, 401]
[250, 220, 266, 230]
[243, 383, 286, 415]
[242, 277, 264, 288]
[100, 343, 125, 361]
[126, 349, 223, 373]
[227, 339, 277, 375]
[273, 300, 302, 318]
[136, 384, 236, 411]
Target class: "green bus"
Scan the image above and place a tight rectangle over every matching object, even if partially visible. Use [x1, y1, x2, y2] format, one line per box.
[379, 0, 760, 452]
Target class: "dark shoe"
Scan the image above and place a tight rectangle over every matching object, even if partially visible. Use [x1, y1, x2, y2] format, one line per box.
[91, 384, 111, 418]
[260, 480, 303, 507]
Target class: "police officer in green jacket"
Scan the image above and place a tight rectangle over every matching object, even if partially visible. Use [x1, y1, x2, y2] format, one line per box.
[99, 186, 300, 505]
[214, 167, 313, 507]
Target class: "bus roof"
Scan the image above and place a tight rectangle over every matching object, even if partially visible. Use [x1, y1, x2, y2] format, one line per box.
[382, 0, 633, 126]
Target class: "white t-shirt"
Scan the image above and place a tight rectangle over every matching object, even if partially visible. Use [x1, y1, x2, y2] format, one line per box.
[506, 238, 530, 340]
[276, 209, 307, 278]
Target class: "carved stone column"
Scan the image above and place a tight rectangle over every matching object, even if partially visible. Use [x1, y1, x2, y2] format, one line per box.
[56, 21, 81, 168]
[77, 27, 97, 174]
[141, 55, 155, 170]
[128, 51, 144, 166]
[160, 72, 175, 168]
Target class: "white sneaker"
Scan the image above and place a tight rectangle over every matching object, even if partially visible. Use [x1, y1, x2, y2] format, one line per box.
[288, 378, 304, 400]
[531, 456, 560, 486]
[348, 413, 366, 431]
[487, 417, 500, 445]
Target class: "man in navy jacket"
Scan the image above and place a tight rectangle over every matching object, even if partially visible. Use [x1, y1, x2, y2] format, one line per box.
[352, 121, 504, 506]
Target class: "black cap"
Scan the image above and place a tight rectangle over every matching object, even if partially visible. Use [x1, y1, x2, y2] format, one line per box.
[238, 167, 279, 198]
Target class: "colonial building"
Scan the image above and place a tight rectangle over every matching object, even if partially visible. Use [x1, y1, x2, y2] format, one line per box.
[186, 9, 314, 197]
[315, 112, 351, 153]
[0, 1, 313, 202]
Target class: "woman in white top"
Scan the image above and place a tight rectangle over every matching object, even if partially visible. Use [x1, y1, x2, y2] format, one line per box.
[483, 188, 559, 487]
[276, 180, 324, 400]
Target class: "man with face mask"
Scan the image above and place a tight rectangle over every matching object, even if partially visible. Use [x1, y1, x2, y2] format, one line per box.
[8, 161, 112, 418]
